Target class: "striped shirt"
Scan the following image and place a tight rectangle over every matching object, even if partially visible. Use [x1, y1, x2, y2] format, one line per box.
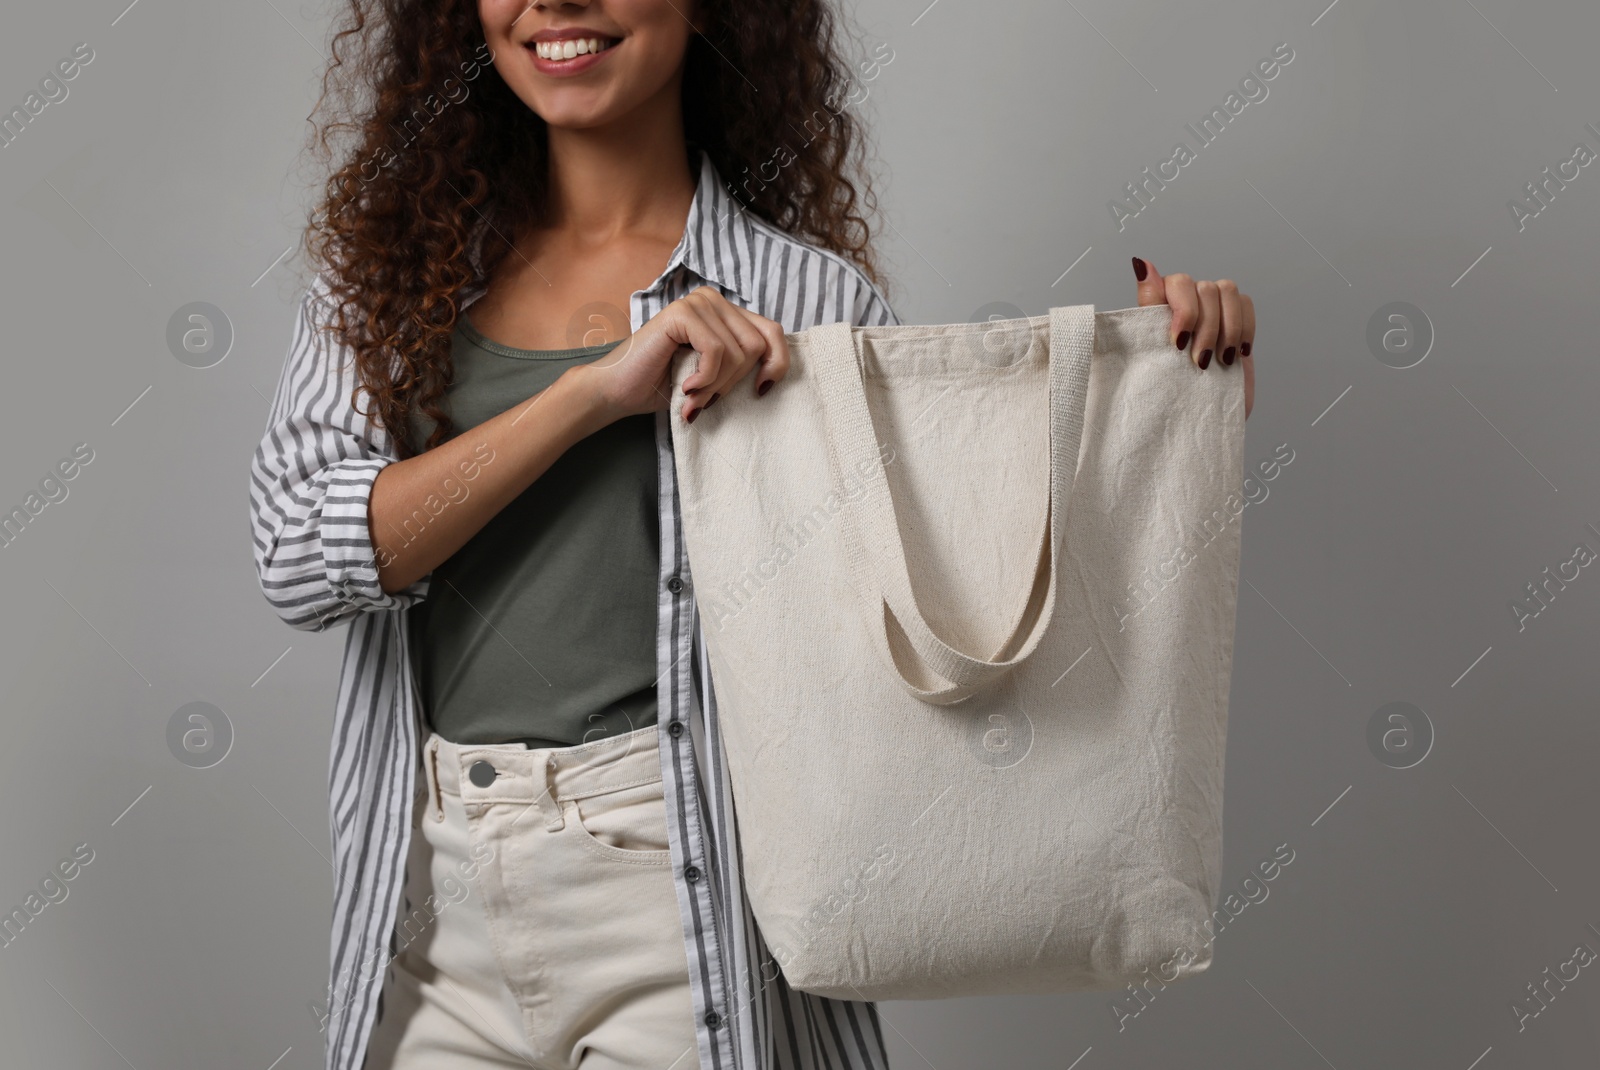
[248, 145, 901, 1070]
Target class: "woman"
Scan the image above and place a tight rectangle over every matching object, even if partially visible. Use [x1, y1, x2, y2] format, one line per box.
[248, 2, 1257, 1069]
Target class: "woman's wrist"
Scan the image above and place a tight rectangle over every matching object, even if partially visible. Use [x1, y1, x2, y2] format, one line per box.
[556, 362, 624, 439]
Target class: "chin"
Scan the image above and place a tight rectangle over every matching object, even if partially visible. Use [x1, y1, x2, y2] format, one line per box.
[531, 103, 619, 131]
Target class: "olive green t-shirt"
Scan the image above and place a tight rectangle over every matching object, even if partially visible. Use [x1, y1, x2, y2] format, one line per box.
[403, 314, 659, 749]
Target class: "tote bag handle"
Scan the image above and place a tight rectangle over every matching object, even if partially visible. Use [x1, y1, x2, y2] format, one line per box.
[808, 305, 1096, 706]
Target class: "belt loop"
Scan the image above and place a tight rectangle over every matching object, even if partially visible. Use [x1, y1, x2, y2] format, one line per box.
[428, 737, 444, 823]
[543, 753, 564, 832]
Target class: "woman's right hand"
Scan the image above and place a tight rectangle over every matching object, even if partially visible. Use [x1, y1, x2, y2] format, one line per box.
[576, 286, 791, 425]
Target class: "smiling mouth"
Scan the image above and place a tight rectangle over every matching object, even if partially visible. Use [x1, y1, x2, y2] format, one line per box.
[529, 36, 620, 62]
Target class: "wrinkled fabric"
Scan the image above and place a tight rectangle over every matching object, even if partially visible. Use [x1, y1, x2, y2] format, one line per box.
[668, 303, 1245, 1000]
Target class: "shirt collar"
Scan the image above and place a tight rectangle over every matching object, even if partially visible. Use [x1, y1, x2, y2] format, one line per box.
[668, 144, 758, 303]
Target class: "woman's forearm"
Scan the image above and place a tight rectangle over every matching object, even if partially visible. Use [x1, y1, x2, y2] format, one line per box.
[369, 363, 614, 593]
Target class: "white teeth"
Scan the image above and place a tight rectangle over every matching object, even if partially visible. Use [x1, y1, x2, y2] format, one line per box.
[536, 37, 613, 60]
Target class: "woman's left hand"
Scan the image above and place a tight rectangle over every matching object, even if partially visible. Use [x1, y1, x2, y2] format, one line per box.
[1132, 257, 1255, 420]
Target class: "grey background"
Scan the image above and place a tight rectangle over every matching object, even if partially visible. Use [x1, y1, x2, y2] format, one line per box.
[1, 0, 1596, 1067]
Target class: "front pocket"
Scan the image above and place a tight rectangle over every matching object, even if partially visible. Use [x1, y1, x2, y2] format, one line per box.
[567, 779, 672, 859]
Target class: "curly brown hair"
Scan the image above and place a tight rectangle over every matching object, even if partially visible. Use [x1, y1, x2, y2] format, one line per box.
[298, 0, 892, 459]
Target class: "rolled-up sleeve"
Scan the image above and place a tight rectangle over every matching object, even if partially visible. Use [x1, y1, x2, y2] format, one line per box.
[248, 275, 429, 632]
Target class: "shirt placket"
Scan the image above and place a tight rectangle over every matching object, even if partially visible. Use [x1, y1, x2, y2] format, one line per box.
[637, 272, 742, 1070]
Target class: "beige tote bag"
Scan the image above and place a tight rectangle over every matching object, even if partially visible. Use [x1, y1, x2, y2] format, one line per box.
[669, 303, 1245, 1000]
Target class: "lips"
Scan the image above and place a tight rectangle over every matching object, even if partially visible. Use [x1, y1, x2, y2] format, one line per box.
[522, 29, 623, 77]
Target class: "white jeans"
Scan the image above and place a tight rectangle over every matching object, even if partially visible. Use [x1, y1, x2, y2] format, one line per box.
[364, 725, 702, 1070]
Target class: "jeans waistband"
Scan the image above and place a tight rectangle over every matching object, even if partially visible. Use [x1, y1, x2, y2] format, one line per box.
[424, 724, 662, 826]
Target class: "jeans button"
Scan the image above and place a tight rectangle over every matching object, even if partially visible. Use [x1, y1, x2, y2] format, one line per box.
[468, 760, 497, 788]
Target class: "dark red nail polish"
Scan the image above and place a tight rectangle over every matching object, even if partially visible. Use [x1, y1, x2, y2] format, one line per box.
[1175, 330, 1191, 351]
[1223, 346, 1236, 366]
[706, 392, 720, 409]
[1199, 349, 1212, 370]
[1240, 341, 1251, 357]
[1131, 257, 1148, 282]
[684, 385, 703, 396]
[685, 406, 699, 424]
[757, 379, 773, 397]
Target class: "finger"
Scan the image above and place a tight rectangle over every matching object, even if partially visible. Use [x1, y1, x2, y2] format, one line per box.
[678, 312, 743, 422]
[1239, 292, 1256, 360]
[1193, 280, 1221, 370]
[1132, 256, 1167, 307]
[678, 293, 742, 394]
[1164, 273, 1199, 357]
[1216, 280, 1242, 367]
[746, 315, 791, 396]
[705, 303, 773, 398]
[1240, 292, 1256, 420]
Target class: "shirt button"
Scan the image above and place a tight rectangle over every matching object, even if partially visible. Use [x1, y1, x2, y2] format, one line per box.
[704, 1009, 722, 1029]
[468, 760, 497, 788]
[667, 720, 684, 738]
[684, 865, 700, 883]
[666, 575, 685, 594]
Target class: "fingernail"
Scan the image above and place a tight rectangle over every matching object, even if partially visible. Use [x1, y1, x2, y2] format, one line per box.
[1131, 257, 1148, 282]
[706, 392, 720, 409]
[1240, 341, 1251, 357]
[757, 379, 774, 397]
[1199, 349, 1212, 370]
[1175, 330, 1191, 351]
[685, 405, 700, 424]
[1222, 346, 1236, 366]
[684, 385, 704, 396]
